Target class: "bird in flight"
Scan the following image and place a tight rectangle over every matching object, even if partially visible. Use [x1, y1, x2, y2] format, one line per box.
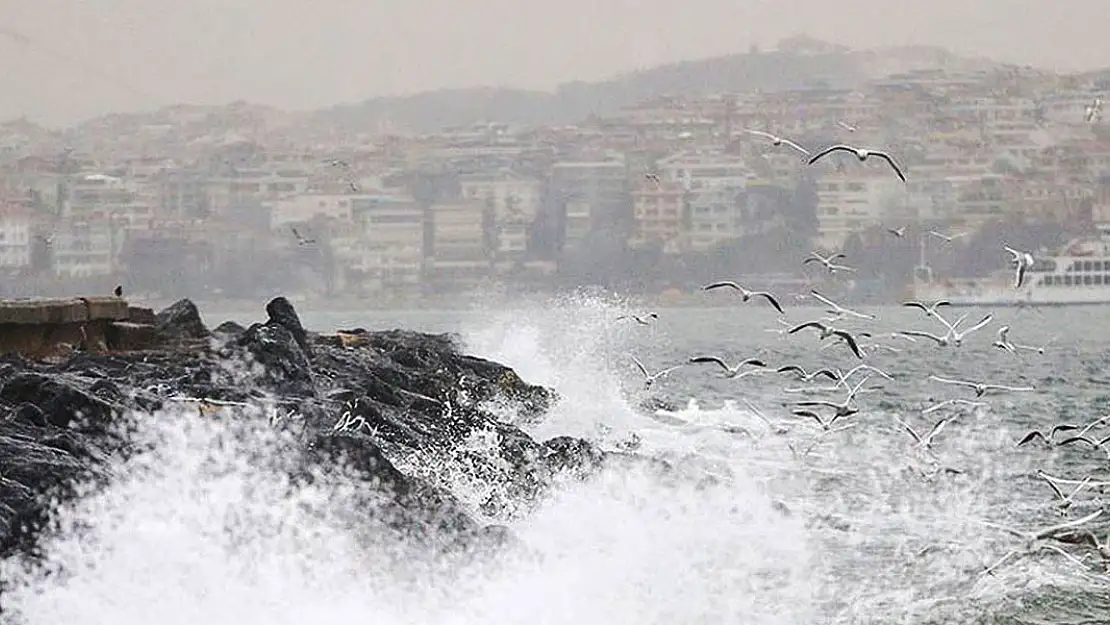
[688, 355, 767, 379]
[803, 252, 854, 274]
[616, 313, 658, 325]
[629, 356, 684, 390]
[808, 144, 907, 182]
[787, 321, 867, 359]
[702, 281, 784, 314]
[291, 227, 316, 246]
[744, 129, 810, 156]
[929, 375, 1034, 398]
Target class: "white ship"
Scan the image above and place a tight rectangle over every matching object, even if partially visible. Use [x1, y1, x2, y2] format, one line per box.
[912, 225, 1110, 307]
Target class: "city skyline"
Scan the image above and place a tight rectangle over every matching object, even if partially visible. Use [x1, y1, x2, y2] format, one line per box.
[3, 0, 1109, 127]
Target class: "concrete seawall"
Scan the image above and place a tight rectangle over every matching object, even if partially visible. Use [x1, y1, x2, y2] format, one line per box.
[0, 297, 158, 358]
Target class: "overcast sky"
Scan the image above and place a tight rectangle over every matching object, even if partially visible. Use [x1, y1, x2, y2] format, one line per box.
[2, 0, 1107, 127]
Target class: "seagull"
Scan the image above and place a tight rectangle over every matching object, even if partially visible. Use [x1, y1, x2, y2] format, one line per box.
[828, 364, 893, 387]
[787, 321, 866, 359]
[898, 313, 993, 347]
[807, 144, 907, 183]
[645, 172, 661, 185]
[895, 414, 953, 452]
[113, 285, 123, 297]
[1055, 528, 1110, 565]
[810, 290, 875, 320]
[1037, 473, 1093, 516]
[794, 376, 873, 424]
[291, 227, 316, 246]
[744, 129, 810, 156]
[887, 226, 907, 238]
[1086, 97, 1102, 123]
[993, 326, 1018, 353]
[1054, 433, 1110, 450]
[616, 312, 659, 325]
[1004, 246, 1035, 288]
[688, 355, 767, 379]
[36, 233, 54, 246]
[702, 281, 784, 314]
[775, 365, 839, 383]
[1017, 426, 1097, 448]
[326, 159, 350, 168]
[803, 252, 854, 274]
[792, 409, 858, 432]
[922, 398, 988, 414]
[928, 374, 1034, 398]
[629, 356, 684, 390]
[926, 230, 966, 243]
[836, 120, 858, 133]
[902, 299, 952, 322]
[742, 399, 792, 435]
[980, 508, 1104, 576]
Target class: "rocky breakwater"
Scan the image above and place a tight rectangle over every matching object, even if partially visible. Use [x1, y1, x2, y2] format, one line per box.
[0, 296, 615, 611]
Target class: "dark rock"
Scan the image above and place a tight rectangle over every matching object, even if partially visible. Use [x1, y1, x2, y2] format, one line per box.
[155, 299, 209, 341]
[0, 296, 636, 614]
[213, 320, 246, 337]
[265, 296, 310, 356]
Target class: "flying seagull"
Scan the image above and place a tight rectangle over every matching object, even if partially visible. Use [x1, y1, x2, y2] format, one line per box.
[902, 299, 952, 322]
[616, 313, 658, 325]
[794, 376, 873, 424]
[979, 509, 1104, 576]
[291, 227, 316, 246]
[629, 356, 684, 390]
[895, 414, 954, 453]
[775, 365, 839, 383]
[928, 375, 1034, 398]
[702, 281, 784, 314]
[744, 129, 810, 156]
[788, 321, 867, 359]
[688, 355, 767, 379]
[810, 290, 875, 320]
[1004, 245, 1035, 288]
[1037, 472, 1092, 516]
[887, 226, 907, 238]
[897, 313, 994, 348]
[836, 120, 858, 133]
[803, 252, 854, 274]
[927, 230, 966, 243]
[807, 144, 907, 183]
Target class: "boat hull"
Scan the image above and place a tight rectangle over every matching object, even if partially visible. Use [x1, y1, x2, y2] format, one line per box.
[912, 281, 1110, 307]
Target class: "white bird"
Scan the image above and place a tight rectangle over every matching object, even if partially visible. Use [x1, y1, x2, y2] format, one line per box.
[1003, 245, 1035, 288]
[887, 226, 907, 238]
[902, 299, 952, 319]
[688, 355, 767, 379]
[928, 374, 1034, 397]
[898, 313, 994, 347]
[836, 120, 858, 133]
[787, 321, 867, 359]
[291, 227, 316, 246]
[803, 252, 854, 274]
[810, 289, 875, 320]
[993, 326, 1018, 354]
[927, 230, 966, 243]
[980, 509, 1104, 576]
[629, 356, 685, 390]
[794, 375, 873, 423]
[744, 129, 810, 156]
[645, 172, 661, 185]
[616, 312, 659, 325]
[775, 364, 839, 383]
[741, 399, 792, 435]
[1037, 472, 1092, 516]
[702, 281, 784, 314]
[807, 144, 907, 183]
[921, 398, 988, 414]
[895, 414, 953, 452]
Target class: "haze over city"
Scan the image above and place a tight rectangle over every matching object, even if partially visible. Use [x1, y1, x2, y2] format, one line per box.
[3, 0, 1110, 126]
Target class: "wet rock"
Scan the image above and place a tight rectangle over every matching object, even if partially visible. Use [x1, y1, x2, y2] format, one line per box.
[213, 320, 246, 337]
[0, 295, 638, 613]
[155, 298, 209, 341]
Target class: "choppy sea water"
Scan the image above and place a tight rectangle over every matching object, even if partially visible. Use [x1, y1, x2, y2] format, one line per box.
[4, 292, 1110, 624]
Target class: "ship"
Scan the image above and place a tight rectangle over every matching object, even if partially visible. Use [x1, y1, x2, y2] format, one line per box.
[911, 224, 1110, 307]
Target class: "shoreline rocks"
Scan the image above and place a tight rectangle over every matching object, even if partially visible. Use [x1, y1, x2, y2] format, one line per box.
[0, 296, 610, 611]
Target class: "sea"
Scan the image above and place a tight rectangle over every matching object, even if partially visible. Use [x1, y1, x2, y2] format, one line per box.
[3, 291, 1110, 624]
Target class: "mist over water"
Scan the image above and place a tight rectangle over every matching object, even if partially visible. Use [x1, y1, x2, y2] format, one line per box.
[4, 294, 1110, 624]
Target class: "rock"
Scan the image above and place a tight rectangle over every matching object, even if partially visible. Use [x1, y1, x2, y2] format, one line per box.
[265, 296, 310, 356]
[0, 295, 631, 614]
[155, 299, 209, 341]
[213, 320, 246, 337]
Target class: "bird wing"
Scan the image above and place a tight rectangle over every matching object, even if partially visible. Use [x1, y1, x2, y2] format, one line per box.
[925, 417, 951, 443]
[791, 410, 825, 427]
[788, 321, 826, 335]
[795, 401, 840, 409]
[802, 256, 824, 266]
[776, 365, 805, 375]
[958, 314, 993, 338]
[894, 416, 922, 444]
[745, 129, 776, 140]
[832, 331, 864, 359]
[740, 359, 768, 368]
[872, 152, 906, 182]
[807, 144, 854, 165]
[703, 281, 742, 292]
[1058, 436, 1099, 448]
[809, 289, 837, 308]
[898, 330, 945, 345]
[1016, 430, 1048, 447]
[688, 355, 730, 372]
[291, 227, 301, 238]
[782, 139, 810, 156]
[902, 301, 929, 313]
[1033, 509, 1103, 540]
[928, 375, 976, 388]
[753, 292, 784, 314]
[812, 369, 839, 381]
[1015, 263, 1028, 288]
[985, 384, 1034, 392]
[629, 356, 649, 378]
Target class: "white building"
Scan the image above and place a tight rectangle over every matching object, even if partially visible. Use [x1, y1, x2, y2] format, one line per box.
[458, 170, 542, 221]
[337, 194, 425, 293]
[53, 220, 115, 278]
[427, 200, 489, 286]
[814, 173, 905, 249]
[269, 193, 356, 231]
[0, 206, 31, 270]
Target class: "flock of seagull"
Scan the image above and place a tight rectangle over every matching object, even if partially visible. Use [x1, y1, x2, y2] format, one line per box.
[618, 245, 1109, 581]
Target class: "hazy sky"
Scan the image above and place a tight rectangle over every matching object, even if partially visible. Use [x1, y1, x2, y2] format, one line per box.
[2, 0, 1107, 127]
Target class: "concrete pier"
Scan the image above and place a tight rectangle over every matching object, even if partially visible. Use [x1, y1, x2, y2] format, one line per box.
[0, 297, 157, 358]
